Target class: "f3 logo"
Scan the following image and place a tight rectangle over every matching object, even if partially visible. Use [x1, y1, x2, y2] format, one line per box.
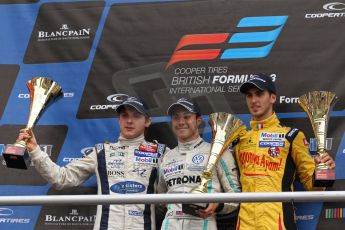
[167, 16, 288, 68]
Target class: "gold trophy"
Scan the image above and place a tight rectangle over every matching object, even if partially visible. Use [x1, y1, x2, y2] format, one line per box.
[182, 112, 246, 216]
[3, 77, 63, 170]
[299, 91, 337, 187]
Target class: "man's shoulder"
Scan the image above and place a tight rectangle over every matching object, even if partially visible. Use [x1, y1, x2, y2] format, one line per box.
[165, 146, 177, 155]
[276, 126, 307, 142]
[200, 141, 212, 153]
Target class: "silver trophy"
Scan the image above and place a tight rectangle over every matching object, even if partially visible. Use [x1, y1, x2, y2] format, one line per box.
[299, 91, 337, 187]
[182, 112, 246, 216]
[3, 77, 62, 170]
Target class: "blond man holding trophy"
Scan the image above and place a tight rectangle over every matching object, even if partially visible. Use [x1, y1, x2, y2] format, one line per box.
[16, 96, 167, 230]
[157, 98, 241, 230]
[234, 74, 335, 230]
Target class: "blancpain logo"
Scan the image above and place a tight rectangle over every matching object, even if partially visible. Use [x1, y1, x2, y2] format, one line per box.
[60, 24, 69, 30]
[69, 209, 79, 215]
[44, 209, 96, 225]
[37, 24, 91, 42]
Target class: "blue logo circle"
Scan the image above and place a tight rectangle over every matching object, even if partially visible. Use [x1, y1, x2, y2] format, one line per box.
[192, 154, 205, 164]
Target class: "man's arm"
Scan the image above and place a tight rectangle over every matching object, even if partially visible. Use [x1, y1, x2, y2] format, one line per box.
[291, 131, 325, 191]
[18, 129, 96, 190]
[215, 149, 241, 214]
[197, 149, 241, 219]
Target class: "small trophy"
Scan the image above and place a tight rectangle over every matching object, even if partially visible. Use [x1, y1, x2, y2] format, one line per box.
[2, 77, 62, 170]
[182, 112, 246, 216]
[299, 91, 337, 187]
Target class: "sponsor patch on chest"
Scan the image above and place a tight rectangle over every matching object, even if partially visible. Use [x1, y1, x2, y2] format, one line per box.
[134, 149, 159, 165]
[268, 146, 281, 158]
[134, 149, 159, 158]
[192, 154, 205, 164]
[166, 175, 201, 187]
[109, 151, 125, 157]
[259, 132, 285, 147]
[107, 159, 124, 169]
[110, 181, 146, 194]
[163, 164, 184, 177]
[187, 153, 207, 171]
[128, 210, 144, 216]
[135, 156, 158, 165]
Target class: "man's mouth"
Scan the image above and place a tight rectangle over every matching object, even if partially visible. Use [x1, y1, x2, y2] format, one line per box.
[176, 126, 188, 130]
[251, 105, 260, 110]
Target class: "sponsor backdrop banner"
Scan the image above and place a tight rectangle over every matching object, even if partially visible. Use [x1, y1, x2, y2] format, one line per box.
[0, 0, 344, 229]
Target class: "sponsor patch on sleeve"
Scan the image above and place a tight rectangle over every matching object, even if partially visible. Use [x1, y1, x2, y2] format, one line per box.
[138, 144, 157, 153]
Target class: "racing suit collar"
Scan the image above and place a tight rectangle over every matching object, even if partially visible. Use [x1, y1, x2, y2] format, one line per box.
[118, 134, 145, 146]
[177, 136, 204, 151]
[250, 113, 280, 131]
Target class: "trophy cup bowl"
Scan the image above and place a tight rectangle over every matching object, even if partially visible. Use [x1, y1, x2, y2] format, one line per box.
[298, 91, 337, 187]
[2, 77, 63, 170]
[182, 112, 246, 216]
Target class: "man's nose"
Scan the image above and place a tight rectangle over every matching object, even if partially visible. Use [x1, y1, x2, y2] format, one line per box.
[177, 117, 185, 125]
[250, 95, 258, 103]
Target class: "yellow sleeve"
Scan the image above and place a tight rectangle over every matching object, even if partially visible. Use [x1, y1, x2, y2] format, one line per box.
[291, 131, 324, 191]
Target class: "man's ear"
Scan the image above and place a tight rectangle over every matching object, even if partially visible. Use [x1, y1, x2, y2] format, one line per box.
[145, 117, 152, 128]
[196, 115, 202, 126]
[270, 93, 277, 104]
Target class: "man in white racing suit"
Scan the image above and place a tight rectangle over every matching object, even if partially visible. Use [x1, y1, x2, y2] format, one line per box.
[16, 96, 166, 230]
[157, 98, 241, 230]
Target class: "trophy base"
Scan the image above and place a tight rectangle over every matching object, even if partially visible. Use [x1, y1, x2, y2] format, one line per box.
[182, 203, 208, 217]
[313, 168, 335, 187]
[2, 144, 30, 170]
